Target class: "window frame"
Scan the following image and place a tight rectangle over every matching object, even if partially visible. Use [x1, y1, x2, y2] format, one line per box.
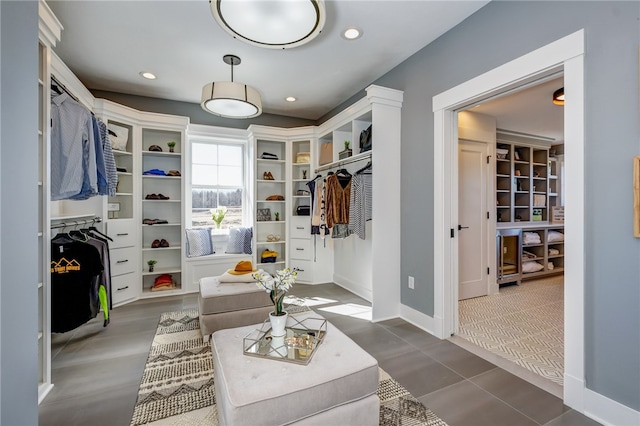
[185, 126, 252, 232]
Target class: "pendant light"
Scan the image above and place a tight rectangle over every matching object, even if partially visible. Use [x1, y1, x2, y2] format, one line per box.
[552, 87, 564, 105]
[201, 55, 262, 119]
[210, 0, 326, 49]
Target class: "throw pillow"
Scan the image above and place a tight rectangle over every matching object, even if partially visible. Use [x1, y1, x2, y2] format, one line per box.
[185, 228, 214, 257]
[226, 227, 253, 254]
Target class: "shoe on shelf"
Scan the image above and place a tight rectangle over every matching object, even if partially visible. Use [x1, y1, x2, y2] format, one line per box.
[143, 218, 156, 225]
[157, 193, 170, 200]
[145, 193, 159, 200]
[151, 239, 160, 248]
[267, 171, 275, 180]
[160, 239, 170, 248]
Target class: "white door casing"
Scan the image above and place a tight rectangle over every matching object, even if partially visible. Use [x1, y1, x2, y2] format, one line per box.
[432, 30, 585, 411]
[458, 139, 490, 300]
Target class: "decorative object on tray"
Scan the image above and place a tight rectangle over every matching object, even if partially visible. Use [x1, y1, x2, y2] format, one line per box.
[253, 267, 298, 338]
[339, 140, 352, 160]
[243, 315, 327, 363]
[210, 206, 227, 229]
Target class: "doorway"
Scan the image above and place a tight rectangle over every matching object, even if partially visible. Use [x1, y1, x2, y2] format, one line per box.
[432, 30, 585, 408]
[456, 78, 566, 393]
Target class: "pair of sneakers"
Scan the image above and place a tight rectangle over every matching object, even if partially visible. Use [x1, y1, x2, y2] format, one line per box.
[151, 239, 169, 248]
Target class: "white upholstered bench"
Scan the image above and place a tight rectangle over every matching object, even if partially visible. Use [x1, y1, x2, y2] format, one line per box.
[198, 276, 273, 342]
[211, 312, 380, 425]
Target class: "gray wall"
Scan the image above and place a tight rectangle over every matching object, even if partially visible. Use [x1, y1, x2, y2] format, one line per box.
[360, 0, 640, 412]
[1, 1, 39, 424]
[91, 90, 315, 129]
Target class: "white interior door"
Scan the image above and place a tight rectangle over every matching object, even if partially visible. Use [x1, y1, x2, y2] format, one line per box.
[458, 139, 489, 300]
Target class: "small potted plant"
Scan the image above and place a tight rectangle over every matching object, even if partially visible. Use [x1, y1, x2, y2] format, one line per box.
[253, 268, 299, 337]
[339, 140, 352, 159]
[274, 212, 280, 221]
[147, 259, 157, 272]
[167, 141, 176, 153]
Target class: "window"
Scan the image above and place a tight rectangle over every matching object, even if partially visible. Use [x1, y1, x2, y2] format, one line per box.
[190, 141, 246, 229]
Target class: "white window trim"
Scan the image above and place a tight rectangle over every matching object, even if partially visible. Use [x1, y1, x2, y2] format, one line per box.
[185, 124, 251, 230]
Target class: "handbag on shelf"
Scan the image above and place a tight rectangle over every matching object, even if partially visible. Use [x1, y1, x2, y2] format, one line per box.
[296, 205, 311, 216]
[359, 124, 372, 153]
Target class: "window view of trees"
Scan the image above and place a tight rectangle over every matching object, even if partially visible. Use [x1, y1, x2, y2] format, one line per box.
[191, 188, 243, 228]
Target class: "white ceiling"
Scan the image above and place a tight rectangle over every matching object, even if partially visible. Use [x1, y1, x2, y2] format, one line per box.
[47, 1, 563, 141]
[47, 0, 489, 120]
[471, 77, 565, 144]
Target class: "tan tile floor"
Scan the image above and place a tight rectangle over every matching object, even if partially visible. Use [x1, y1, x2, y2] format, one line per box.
[458, 276, 564, 385]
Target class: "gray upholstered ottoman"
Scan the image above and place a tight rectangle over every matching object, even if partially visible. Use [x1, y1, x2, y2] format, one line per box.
[198, 276, 273, 342]
[211, 312, 380, 425]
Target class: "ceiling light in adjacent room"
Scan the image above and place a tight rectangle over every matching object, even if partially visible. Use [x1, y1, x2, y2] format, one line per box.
[285, 96, 297, 102]
[553, 87, 564, 105]
[140, 71, 157, 80]
[210, 0, 325, 49]
[343, 27, 362, 40]
[201, 55, 262, 119]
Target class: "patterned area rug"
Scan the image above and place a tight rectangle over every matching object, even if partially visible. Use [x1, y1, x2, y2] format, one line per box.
[131, 308, 448, 426]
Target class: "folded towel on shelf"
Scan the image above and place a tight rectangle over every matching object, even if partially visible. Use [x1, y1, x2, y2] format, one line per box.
[548, 248, 560, 256]
[523, 232, 541, 244]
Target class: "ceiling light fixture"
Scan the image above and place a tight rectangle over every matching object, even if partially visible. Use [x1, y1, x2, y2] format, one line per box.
[553, 87, 565, 105]
[201, 55, 262, 119]
[139, 71, 157, 80]
[285, 96, 297, 102]
[210, 0, 326, 49]
[343, 27, 362, 40]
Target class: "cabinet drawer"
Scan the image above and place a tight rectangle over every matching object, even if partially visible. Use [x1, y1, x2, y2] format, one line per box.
[111, 273, 137, 305]
[290, 217, 311, 239]
[289, 260, 312, 282]
[110, 247, 136, 276]
[290, 238, 311, 260]
[107, 219, 136, 249]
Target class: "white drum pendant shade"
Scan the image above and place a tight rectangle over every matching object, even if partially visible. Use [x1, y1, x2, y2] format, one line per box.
[201, 81, 262, 118]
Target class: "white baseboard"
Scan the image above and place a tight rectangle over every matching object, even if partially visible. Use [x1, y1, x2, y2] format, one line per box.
[333, 273, 372, 302]
[399, 304, 443, 338]
[583, 387, 640, 426]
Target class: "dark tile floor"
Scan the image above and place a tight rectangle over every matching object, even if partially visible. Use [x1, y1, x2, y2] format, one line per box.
[39, 283, 600, 426]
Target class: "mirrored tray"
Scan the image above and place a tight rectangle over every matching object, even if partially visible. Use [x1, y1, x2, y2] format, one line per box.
[243, 316, 327, 365]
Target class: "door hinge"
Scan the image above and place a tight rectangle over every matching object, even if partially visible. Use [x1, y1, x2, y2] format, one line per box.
[450, 228, 455, 238]
[487, 267, 490, 275]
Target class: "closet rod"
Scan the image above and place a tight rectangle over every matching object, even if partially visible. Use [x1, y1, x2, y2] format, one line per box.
[50, 216, 101, 230]
[315, 151, 371, 174]
[51, 74, 80, 103]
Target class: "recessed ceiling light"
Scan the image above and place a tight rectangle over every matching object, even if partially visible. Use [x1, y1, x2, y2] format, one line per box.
[343, 27, 362, 40]
[140, 71, 157, 80]
[286, 96, 297, 102]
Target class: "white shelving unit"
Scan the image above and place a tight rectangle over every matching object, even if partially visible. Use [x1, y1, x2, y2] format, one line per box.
[253, 137, 288, 273]
[140, 127, 185, 296]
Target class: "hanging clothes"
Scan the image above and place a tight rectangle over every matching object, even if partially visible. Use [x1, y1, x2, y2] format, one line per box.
[325, 170, 352, 238]
[50, 90, 117, 200]
[348, 163, 373, 240]
[307, 176, 329, 236]
[97, 119, 118, 197]
[50, 233, 104, 333]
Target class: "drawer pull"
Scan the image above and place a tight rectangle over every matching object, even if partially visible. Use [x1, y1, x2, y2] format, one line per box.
[116, 233, 129, 236]
[116, 259, 129, 263]
[116, 286, 129, 291]
[297, 269, 305, 272]
[296, 226, 304, 230]
[296, 248, 304, 251]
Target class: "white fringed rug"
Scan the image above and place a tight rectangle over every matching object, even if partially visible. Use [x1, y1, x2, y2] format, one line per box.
[130, 309, 448, 426]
